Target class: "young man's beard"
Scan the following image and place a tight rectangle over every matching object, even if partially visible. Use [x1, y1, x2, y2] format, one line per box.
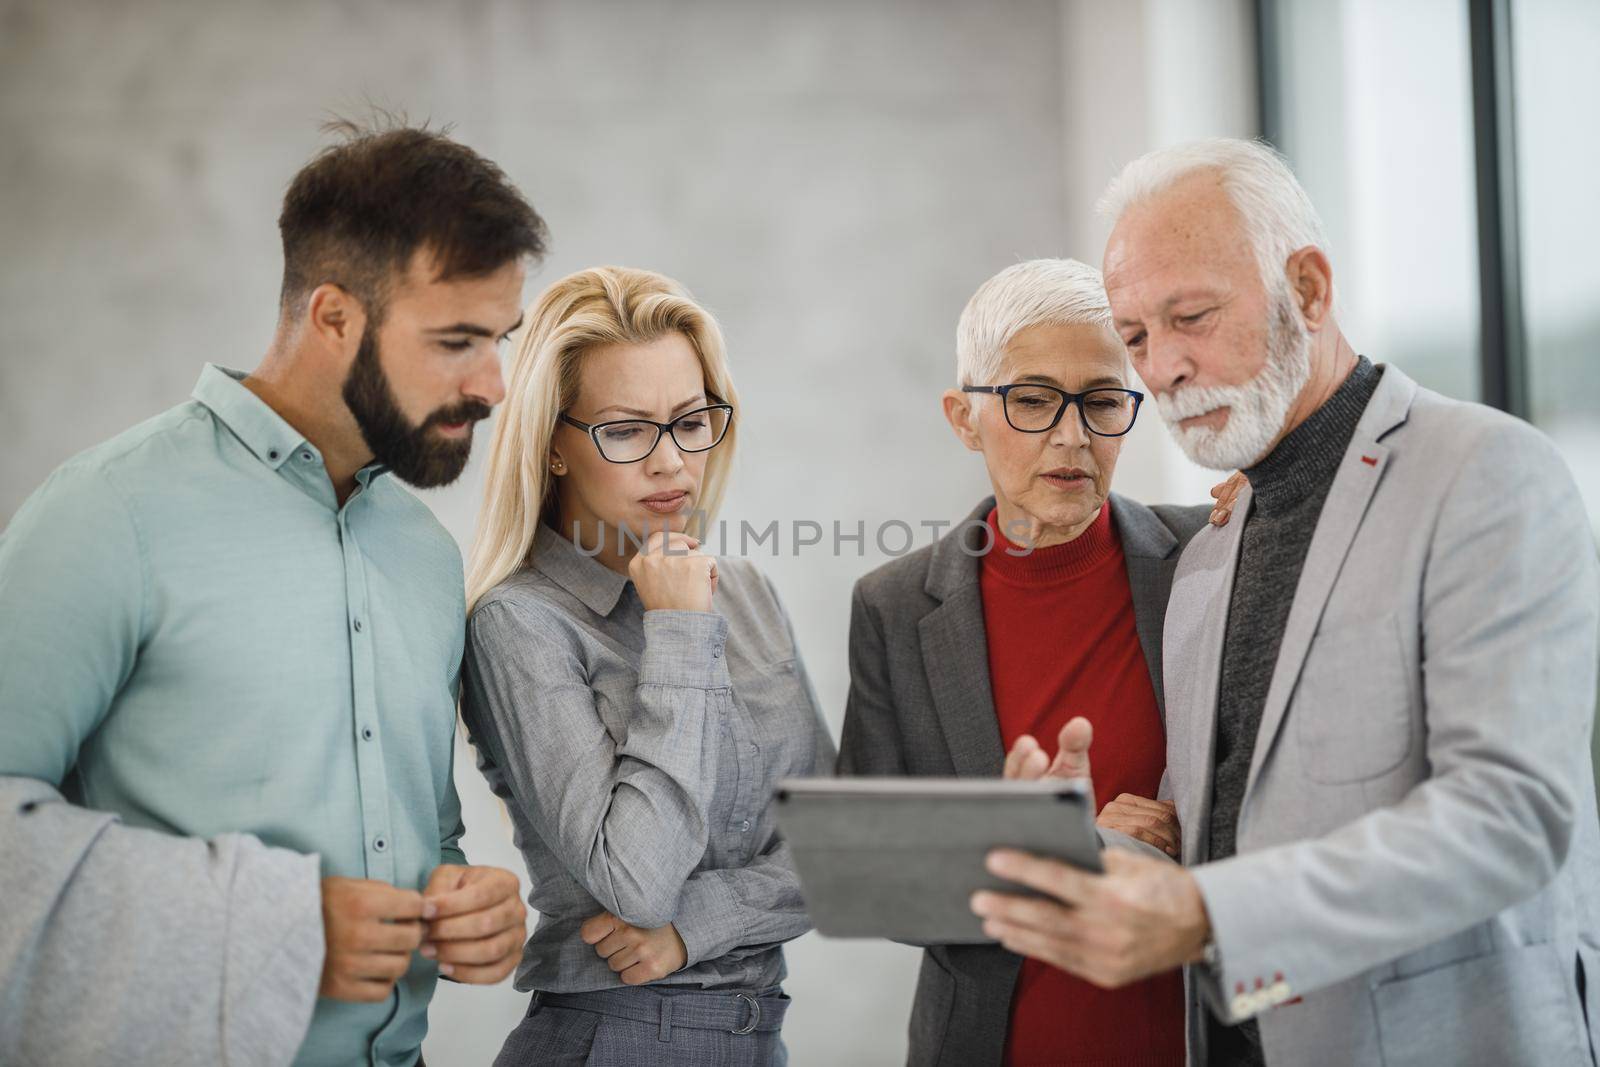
[342, 329, 491, 489]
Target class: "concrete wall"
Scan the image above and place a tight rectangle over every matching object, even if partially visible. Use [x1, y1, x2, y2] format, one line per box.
[0, 2, 1254, 1062]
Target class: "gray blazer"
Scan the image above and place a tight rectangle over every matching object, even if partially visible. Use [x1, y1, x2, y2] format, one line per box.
[0, 776, 323, 1067]
[1166, 365, 1600, 1066]
[838, 493, 1209, 1066]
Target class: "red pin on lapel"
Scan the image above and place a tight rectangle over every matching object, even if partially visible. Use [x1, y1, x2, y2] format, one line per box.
[1360, 455, 1378, 467]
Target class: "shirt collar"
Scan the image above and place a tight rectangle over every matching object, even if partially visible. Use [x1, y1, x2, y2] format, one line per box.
[191, 364, 390, 483]
[192, 364, 307, 470]
[530, 522, 631, 616]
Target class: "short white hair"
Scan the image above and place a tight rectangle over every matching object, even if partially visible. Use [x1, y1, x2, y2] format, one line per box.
[1097, 138, 1329, 298]
[955, 258, 1113, 386]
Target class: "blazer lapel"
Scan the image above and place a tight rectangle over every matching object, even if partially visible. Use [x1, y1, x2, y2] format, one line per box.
[1166, 487, 1249, 866]
[920, 585, 1005, 778]
[920, 499, 1005, 778]
[1242, 367, 1419, 800]
[1113, 495, 1182, 721]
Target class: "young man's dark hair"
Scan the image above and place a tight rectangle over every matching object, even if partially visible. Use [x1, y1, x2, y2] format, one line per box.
[278, 120, 548, 322]
[273, 119, 548, 489]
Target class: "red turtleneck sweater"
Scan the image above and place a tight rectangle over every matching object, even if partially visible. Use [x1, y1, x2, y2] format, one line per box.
[980, 501, 1185, 1067]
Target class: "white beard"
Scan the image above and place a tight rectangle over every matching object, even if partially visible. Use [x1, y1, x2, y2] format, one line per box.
[1155, 294, 1313, 471]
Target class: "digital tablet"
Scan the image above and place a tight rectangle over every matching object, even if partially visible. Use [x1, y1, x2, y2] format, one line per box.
[774, 777, 1102, 943]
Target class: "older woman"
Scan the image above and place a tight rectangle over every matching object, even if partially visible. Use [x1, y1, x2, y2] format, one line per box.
[461, 266, 833, 1066]
[838, 259, 1231, 1067]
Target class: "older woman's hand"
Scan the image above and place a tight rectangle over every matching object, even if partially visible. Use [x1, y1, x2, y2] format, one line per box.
[1003, 734, 1052, 780]
[1209, 471, 1248, 526]
[1098, 795, 1180, 858]
[1003, 720, 1179, 857]
[1003, 718, 1093, 782]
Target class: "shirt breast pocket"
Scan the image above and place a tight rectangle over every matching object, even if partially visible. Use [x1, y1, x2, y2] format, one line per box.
[733, 657, 817, 762]
[1293, 614, 1415, 784]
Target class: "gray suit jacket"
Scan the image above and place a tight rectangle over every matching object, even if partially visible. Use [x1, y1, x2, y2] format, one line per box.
[1165, 365, 1600, 1066]
[0, 776, 323, 1067]
[838, 493, 1209, 1066]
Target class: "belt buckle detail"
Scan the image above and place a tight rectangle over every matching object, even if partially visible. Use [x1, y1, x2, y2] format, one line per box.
[729, 992, 760, 1035]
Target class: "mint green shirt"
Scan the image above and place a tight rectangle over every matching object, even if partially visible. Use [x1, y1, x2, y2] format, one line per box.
[0, 365, 467, 1066]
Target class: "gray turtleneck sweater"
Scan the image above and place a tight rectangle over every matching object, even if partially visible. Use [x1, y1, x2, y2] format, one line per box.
[1205, 355, 1381, 1066]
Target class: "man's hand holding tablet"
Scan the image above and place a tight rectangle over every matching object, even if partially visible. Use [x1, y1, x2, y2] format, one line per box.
[972, 717, 1213, 989]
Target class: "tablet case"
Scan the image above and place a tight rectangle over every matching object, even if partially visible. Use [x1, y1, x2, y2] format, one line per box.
[774, 777, 1102, 942]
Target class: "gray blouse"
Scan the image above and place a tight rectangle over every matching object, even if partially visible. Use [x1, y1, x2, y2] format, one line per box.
[461, 524, 835, 995]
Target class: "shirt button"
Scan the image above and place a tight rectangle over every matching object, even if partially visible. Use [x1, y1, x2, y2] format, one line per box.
[711, 648, 722, 659]
[361, 726, 374, 742]
[740, 819, 751, 832]
[373, 836, 388, 852]
[352, 618, 363, 633]
[299, 450, 314, 462]
[267, 449, 280, 461]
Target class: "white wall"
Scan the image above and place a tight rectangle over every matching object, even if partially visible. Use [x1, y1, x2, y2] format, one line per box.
[0, 2, 1255, 1063]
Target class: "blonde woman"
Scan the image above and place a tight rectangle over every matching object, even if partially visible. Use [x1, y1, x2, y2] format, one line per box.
[461, 267, 832, 1066]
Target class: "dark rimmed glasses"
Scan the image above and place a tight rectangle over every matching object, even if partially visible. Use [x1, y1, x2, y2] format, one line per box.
[961, 383, 1144, 437]
[560, 402, 734, 464]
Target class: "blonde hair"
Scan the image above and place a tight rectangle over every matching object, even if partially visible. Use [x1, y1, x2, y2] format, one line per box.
[466, 266, 741, 611]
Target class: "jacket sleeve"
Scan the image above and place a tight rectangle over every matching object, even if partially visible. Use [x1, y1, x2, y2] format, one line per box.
[0, 777, 323, 1067]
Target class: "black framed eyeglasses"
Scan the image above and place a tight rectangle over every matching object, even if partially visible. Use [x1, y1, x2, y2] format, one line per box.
[560, 402, 734, 464]
[961, 383, 1144, 437]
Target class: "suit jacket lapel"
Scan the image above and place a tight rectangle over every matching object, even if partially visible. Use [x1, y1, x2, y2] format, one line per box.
[1166, 487, 1250, 866]
[1113, 494, 1183, 721]
[920, 586, 1005, 777]
[1242, 367, 1419, 800]
[920, 499, 1005, 778]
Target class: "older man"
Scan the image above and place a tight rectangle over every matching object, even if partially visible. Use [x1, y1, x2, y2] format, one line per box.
[971, 139, 1600, 1067]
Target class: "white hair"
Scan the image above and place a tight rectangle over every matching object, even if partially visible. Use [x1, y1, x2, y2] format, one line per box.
[1096, 138, 1329, 300]
[955, 258, 1114, 386]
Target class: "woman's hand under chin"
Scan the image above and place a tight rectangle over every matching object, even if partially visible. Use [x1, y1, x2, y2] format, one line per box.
[628, 529, 718, 612]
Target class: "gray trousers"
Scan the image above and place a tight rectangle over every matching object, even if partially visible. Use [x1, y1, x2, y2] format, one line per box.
[494, 985, 790, 1067]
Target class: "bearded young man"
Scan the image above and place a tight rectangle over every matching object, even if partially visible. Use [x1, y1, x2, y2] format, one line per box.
[970, 139, 1600, 1067]
[0, 124, 548, 1067]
